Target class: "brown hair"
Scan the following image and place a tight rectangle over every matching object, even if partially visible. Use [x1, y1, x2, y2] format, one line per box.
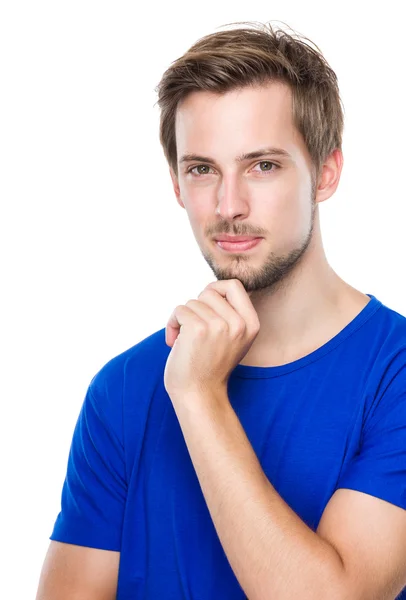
[154, 20, 344, 186]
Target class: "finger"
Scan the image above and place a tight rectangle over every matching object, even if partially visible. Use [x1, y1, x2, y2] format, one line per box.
[166, 304, 204, 347]
[205, 279, 260, 332]
[196, 289, 245, 335]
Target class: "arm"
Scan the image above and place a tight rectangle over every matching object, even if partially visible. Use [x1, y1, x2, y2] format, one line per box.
[35, 541, 120, 600]
[172, 390, 406, 600]
[39, 376, 127, 599]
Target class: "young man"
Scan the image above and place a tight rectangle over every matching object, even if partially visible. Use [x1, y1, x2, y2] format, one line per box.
[36, 22, 406, 600]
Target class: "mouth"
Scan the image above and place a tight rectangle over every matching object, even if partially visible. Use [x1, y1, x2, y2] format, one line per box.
[214, 237, 263, 252]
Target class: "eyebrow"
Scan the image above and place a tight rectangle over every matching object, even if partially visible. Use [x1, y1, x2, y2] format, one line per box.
[179, 146, 293, 165]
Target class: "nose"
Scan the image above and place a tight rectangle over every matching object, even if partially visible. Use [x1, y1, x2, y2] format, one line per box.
[215, 174, 250, 221]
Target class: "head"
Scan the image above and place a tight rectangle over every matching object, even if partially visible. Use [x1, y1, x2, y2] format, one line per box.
[155, 21, 344, 294]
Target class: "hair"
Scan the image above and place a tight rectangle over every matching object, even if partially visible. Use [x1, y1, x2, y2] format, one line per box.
[154, 20, 344, 187]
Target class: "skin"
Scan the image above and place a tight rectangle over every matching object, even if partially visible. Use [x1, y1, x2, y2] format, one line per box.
[35, 541, 119, 599]
[169, 81, 370, 368]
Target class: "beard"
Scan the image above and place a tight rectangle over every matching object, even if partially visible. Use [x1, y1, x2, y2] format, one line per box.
[200, 191, 317, 296]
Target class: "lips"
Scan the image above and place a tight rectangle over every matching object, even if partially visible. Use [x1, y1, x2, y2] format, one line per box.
[214, 235, 261, 242]
[215, 237, 262, 252]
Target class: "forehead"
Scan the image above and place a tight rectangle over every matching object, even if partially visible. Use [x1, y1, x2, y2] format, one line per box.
[174, 81, 306, 163]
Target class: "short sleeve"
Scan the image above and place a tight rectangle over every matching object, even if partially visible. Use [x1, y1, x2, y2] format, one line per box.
[336, 389, 406, 511]
[50, 381, 127, 551]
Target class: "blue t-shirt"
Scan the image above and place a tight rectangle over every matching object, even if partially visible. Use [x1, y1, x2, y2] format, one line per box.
[50, 293, 406, 599]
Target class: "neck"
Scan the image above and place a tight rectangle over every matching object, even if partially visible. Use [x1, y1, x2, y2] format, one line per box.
[242, 227, 369, 367]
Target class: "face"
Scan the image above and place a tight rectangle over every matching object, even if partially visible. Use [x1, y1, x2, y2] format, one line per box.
[170, 82, 321, 294]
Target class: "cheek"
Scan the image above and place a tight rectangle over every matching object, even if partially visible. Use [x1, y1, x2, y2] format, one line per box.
[263, 185, 310, 249]
[180, 193, 211, 240]
[180, 184, 212, 220]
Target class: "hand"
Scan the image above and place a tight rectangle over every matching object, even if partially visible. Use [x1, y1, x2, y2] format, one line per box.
[164, 279, 260, 402]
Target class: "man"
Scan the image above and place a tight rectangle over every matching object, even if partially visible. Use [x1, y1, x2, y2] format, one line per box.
[36, 21, 406, 600]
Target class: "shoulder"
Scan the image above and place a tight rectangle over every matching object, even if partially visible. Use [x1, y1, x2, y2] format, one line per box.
[90, 327, 169, 393]
[364, 297, 406, 394]
[86, 327, 170, 420]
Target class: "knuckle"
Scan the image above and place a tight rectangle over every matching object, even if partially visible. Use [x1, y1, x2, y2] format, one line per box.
[233, 317, 246, 336]
[195, 322, 207, 336]
[214, 318, 228, 333]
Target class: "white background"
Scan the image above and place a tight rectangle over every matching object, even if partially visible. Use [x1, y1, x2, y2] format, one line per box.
[1, 1, 405, 597]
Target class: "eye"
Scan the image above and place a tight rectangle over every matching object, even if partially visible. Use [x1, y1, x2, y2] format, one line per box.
[187, 164, 214, 176]
[185, 160, 279, 177]
[252, 161, 279, 174]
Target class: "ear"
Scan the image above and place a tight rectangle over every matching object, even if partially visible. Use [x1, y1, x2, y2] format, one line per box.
[169, 167, 185, 209]
[315, 148, 344, 204]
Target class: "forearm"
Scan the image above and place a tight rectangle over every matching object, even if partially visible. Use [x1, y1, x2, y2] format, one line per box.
[172, 390, 347, 600]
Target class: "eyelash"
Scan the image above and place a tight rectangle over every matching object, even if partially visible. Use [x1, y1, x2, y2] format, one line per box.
[186, 161, 280, 178]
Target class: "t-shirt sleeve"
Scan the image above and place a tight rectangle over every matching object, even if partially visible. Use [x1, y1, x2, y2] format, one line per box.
[50, 378, 127, 551]
[336, 384, 406, 511]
